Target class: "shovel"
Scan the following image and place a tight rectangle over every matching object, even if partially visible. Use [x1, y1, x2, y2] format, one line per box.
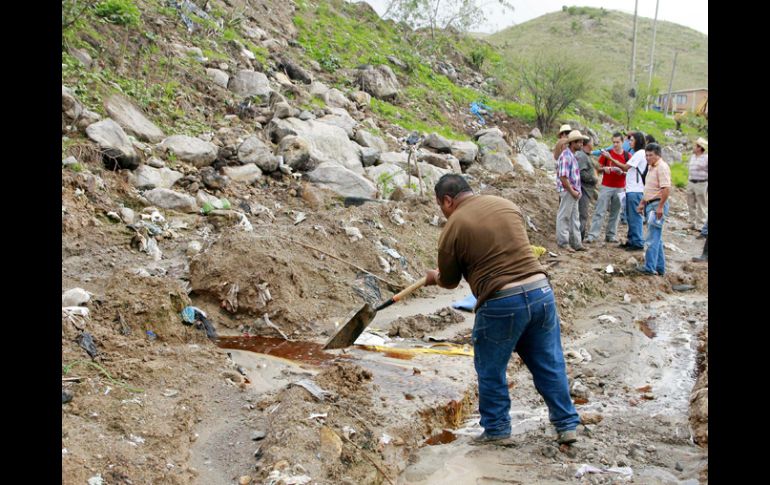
[323, 276, 427, 350]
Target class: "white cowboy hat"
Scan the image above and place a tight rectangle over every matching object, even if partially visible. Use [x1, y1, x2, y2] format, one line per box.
[558, 124, 572, 134]
[695, 137, 708, 150]
[566, 130, 589, 143]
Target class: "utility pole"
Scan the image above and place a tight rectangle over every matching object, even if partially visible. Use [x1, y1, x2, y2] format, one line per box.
[646, 0, 660, 110]
[664, 50, 678, 117]
[630, 0, 639, 89]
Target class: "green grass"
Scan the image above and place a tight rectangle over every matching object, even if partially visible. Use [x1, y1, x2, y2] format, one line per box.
[371, 99, 469, 140]
[669, 162, 689, 188]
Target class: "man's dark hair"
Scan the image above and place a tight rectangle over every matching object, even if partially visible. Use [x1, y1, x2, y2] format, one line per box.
[644, 133, 656, 145]
[435, 174, 472, 200]
[631, 132, 646, 151]
[612, 132, 623, 139]
[646, 143, 662, 156]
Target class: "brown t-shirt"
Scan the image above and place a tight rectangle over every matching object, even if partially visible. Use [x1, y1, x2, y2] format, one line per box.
[437, 195, 547, 311]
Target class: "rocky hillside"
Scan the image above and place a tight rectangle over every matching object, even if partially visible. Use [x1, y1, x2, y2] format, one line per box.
[489, 6, 708, 91]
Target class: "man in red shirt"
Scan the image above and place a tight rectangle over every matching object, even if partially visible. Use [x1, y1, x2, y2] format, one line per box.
[584, 133, 629, 243]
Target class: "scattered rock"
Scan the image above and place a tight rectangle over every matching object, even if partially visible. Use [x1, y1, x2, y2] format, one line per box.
[62, 156, 78, 167]
[69, 48, 93, 68]
[119, 207, 136, 224]
[187, 240, 203, 256]
[62, 86, 83, 122]
[522, 138, 555, 170]
[105, 94, 165, 143]
[323, 88, 354, 110]
[356, 64, 400, 100]
[62, 389, 74, 404]
[143, 188, 198, 213]
[387, 55, 407, 69]
[238, 136, 279, 172]
[76, 109, 102, 130]
[130, 165, 184, 190]
[354, 130, 389, 153]
[222, 164, 262, 184]
[309, 81, 330, 98]
[477, 131, 513, 174]
[675, 462, 684, 472]
[200, 167, 230, 190]
[273, 101, 298, 119]
[423, 133, 452, 153]
[228, 70, 272, 102]
[359, 147, 380, 167]
[205, 68, 229, 88]
[268, 118, 364, 173]
[350, 90, 371, 107]
[308, 163, 377, 199]
[529, 128, 542, 139]
[278, 57, 313, 84]
[147, 157, 165, 168]
[63, 288, 91, 307]
[278, 136, 312, 171]
[251, 430, 266, 441]
[514, 153, 535, 175]
[450, 141, 479, 165]
[85, 119, 140, 169]
[319, 426, 343, 461]
[318, 107, 358, 138]
[160, 135, 218, 167]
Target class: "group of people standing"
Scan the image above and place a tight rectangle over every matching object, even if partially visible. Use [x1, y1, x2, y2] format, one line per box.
[554, 124, 708, 274]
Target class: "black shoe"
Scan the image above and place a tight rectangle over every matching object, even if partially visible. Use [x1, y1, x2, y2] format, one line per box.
[618, 241, 629, 248]
[624, 245, 645, 252]
[634, 265, 657, 276]
[471, 431, 512, 445]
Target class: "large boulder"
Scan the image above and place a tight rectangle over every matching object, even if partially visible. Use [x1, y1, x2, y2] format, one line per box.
[322, 88, 353, 110]
[143, 188, 198, 213]
[424, 133, 452, 153]
[355, 130, 389, 153]
[350, 91, 371, 107]
[62, 86, 82, 122]
[514, 154, 535, 175]
[415, 162, 451, 191]
[227, 70, 272, 101]
[130, 165, 184, 189]
[379, 151, 409, 166]
[318, 108, 357, 138]
[521, 138, 555, 170]
[238, 136, 279, 172]
[477, 132, 514, 174]
[277, 135, 313, 171]
[267, 118, 363, 173]
[105, 94, 165, 143]
[356, 64, 400, 100]
[418, 151, 461, 173]
[206, 68, 229, 88]
[160, 135, 218, 167]
[307, 162, 377, 199]
[222, 164, 262, 184]
[277, 57, 312, 84]
[473, 127, 504, 140]
[359, 146, 380, 167]
[450, 141, 479, 164]
[365, 163, 422, 192]
[309, 81, 330, 98]
[85, 119, 140, 169]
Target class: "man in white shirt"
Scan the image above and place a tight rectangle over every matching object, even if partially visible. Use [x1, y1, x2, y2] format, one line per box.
[608, 132, 647, 251]
[687, 138, 708, 229]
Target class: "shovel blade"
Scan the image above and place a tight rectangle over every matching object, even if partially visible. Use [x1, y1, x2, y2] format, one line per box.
[323, 303, 376, 350]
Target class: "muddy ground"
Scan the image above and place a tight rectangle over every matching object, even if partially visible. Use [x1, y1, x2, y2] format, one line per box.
[62, 164, 707, 484]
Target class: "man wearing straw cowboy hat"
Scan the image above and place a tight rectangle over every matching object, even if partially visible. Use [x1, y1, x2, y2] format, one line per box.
[687, 137, 708, 229]
[556, 130, 590, 252]
[552, 124, 573, 160]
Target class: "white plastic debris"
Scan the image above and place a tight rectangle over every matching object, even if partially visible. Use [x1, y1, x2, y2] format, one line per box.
[106, 211, 121, 222]
[575, 464, 633, 478]
[605, 264, 614, 274]
[342, 426, 356, 439]
[291, 379, 332, 401]
[354, 331, 388, 347]
[623, 293, 632, 303]
[293, 211, 307, 225]
[548, 251, 558, 257]
[128, 434, 145, 445]
[380, 433, 393, 445]
[307, 413, 328, 421]
[146, 238, 162, 261]
[345, 226, 363, 241]
[390, 209, 406, 226]
[429, 215, 440, 226]
[378, 256, 391, 273]
[87, 475, 104, 485]
[62, 306, 90, 330]
[598, 315, 618, 324]
[237, 212, 254, 232]
[62, 288, 92, 307]
[664, 242, 683, 253]
[163, 389, 179, 397]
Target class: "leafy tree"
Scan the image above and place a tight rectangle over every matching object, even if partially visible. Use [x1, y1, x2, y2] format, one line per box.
[383, 0, 514, 40]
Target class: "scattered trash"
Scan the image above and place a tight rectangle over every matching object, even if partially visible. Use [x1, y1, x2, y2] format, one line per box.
[344, 226, 363, 242]
[77, 332, 99, 358]
[378, 255, 391, 273]
[106, 211, 121, 222]
[163, 389, 179, 398]
[526, 215, 539, 232]
[353, 273, 382, 307]
[307, 413, 328, 421]
[181, 306, 218, 339]
[548, 251, 558, 257]
[354, 331, 388, 347]
[598, 315, 618, 324]
[146, 330, 158, 341]
[87, 475, 104, 485]
[623, 293, 632, 303]
[380, 433, 393, 445]
[390, 209, 406, 226]
[62, 306, 90, 330]
[664, 242, 683, 253]
[62, 389, 74, 404]
[531, 245, 547, 258]
[605, 264, 615, 274]
[62, 288, 92, 307]
[263, 314, 288, 340]
[342, 426, 356, 439]
[429, 215, 441, 226]
[672, 284, 695, 292]
[575, 464, 633, 479]
[452, 294, 477, 312]
[293, 211, 307, 225]
[265, 471, 311, 485]
[291, 379, 332, 401]
[145, 237, 162, 261]
[127, 434, 145, 445]
[565, 348, 592, 364]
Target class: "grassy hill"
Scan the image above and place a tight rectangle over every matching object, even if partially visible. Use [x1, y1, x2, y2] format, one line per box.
[488, 6, 708, 92]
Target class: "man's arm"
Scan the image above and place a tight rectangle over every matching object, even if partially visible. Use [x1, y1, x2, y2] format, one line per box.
[426, 249, 462, 289]
[603, 151, 630, 171]
[655, 186, 671, 218]
[559, 175, 580, 199]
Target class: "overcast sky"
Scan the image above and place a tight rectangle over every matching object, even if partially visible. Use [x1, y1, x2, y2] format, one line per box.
[358, 0, 708, 35]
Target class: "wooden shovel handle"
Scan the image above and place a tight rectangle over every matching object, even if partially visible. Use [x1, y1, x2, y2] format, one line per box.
[392, 276, 427, 303]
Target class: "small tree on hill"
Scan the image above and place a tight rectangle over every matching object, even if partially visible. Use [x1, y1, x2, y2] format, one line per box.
[383, 0, 514, 40]
[519, 53, 591, 134]
[610, 79, 661, 129]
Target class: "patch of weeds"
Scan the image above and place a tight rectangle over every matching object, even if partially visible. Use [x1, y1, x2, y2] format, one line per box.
[377, 171, 396, 199]
[670, 162, 689, 188]
[93, 0, 141, 26]
[69, 163, 84, 173]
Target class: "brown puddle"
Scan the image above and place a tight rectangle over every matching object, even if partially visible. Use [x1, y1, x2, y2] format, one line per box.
[638, 320, 657, 338]
[216, 336, 335, 365]
[425, 430, 458, 446]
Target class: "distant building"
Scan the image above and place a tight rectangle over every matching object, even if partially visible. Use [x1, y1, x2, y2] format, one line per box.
[656, 88, 708, 114]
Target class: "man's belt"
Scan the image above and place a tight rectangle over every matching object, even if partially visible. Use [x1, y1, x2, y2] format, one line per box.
[689, 179, 707, 183]
[490, 278, 551, 300]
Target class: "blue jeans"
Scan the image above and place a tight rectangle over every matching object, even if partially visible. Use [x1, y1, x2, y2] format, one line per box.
[643, 200, 670, 275]
[472, 283, 580, 436]
[625, 192, 644, 247]
[619, 194, 627, 224]
[701, 220, 708, 236]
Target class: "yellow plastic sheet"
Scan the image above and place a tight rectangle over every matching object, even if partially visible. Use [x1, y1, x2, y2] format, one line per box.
[531, 245, 547, 258]
[359, 342, 474, 357]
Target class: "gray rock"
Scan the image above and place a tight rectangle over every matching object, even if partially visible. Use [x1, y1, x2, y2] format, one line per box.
[356, 64, 400, 100]
[379, 151, 409, 166]
[416, 162, 451, 190]
[515, 153, 535, 175]
[262, 38, 287, 52]
[227, 70, 272, 101]
[144, 188, 198, 213]
[354, 130, 389, 152]
[308, 162, 377, 199]
[473, 127, 504, 140]
[309, 81, 330, 98]
[69, 48, 93, 68]
[267, 118, 363, 173]
[277, 135, 313, 171]
[522, 138, 555, 170]
[662, 146, 682, 164]
[170, 43, 205, 60]
[318, 107, 357, 138]
[424, 133, 452, 153]
[119, 207, 136, 224]
[435, 61, 457, 80]
[160, 135, 218, 167]
[299, 110, 314, 121]
[450, 141, 479, 164]
[130, 165, 184, 189]
[387, 55, 407, 69]
[222, 164, 262, 184]
[200, 167, 230, 190]
[62, 288, 91, 307]
[366, 163, 420, 193]
[238, 136, 279, 172]
[273, 102, 298, 119]
[206, 68, 229, 88]
[323, 88, 354, 110]
[75, 109, 101, 131]
[242, 24, 267, 40]
[86, 119, 140, 169]
[528, 128, 543, 139]
[62, 156, 78, 167]
[350, 91, 371, 107]
[278, 57, 312, 84]
[147, 157, 165, 168]
[62, 86, 83, 121]
[477, 132, 514, 174]
[359, 147, 380, 167]
[105, 94, 165, 143]
[418, 151, 461, 172]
